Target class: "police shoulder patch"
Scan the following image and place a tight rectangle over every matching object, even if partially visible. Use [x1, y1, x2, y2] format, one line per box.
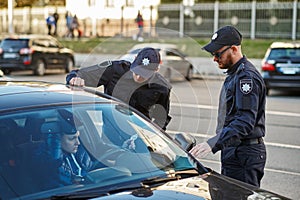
[240, 79, 253, 94]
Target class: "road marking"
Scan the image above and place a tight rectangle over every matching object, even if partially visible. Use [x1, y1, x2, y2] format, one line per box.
[171, 102, 300, 117]
[200, 159, 300, 176]
[167, 130, 300, 150]
[172, 102, 217, 110]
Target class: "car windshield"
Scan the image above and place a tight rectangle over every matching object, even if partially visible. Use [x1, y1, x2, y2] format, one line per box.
[0, 39, 29, 49]
[268, 48, 300, 59]
[0, 103, 196, 199]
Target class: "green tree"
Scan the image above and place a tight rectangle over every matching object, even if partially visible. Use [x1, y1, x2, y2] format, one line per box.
[0, 0, 65, 8]
[161, 0, 294, 3]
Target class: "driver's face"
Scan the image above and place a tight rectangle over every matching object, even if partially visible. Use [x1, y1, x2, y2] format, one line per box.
[61, 131, 80, 154]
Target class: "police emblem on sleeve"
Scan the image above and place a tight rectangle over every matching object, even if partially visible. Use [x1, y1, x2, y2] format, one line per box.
[240, 79, 253, 94]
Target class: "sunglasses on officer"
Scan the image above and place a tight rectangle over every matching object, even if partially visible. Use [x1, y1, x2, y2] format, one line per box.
[211, 46, 232, 59]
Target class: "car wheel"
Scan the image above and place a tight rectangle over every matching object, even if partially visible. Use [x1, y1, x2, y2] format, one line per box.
[2, 69, 11, 75]
[185, 65, 193, 81]
[266, 88, 270, 96]
[65, 57, 74, 73]
[34, 59, 46, 76]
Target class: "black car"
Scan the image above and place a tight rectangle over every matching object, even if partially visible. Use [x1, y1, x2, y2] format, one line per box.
[261, 42, 300, 95]
[0, 35, 75, 76]
[0, 81, 290, 200]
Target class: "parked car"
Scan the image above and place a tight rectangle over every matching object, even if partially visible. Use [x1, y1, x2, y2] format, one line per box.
[0, 34, 75, 76]
[119, 43, 194, 81]
[0, 80, 290, 200]
[261, 42, 300, 95]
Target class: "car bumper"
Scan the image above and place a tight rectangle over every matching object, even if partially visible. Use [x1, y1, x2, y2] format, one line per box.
[263, 74, 300, 89]
[0, 61, 33, 71]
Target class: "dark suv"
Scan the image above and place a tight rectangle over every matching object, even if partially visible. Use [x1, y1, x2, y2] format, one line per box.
[0, 34, 75, 76]
[261, 42, 300, 95]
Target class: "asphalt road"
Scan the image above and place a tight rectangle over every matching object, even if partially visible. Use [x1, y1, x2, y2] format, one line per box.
[166, 78, 300, 200]
[5, 55, 300, 199]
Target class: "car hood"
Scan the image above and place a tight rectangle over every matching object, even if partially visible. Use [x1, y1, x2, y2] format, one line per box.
[91, 171, 289, 200]
[93, 189, 205, 200]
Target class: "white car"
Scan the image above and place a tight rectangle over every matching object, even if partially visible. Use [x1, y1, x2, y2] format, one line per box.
[120, 43, 194, 81]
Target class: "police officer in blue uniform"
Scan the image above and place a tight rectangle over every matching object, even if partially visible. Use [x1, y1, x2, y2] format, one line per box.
[66, 47, 172, 130]
[33, 111, 96, 189]
[190, 26, 267, 187]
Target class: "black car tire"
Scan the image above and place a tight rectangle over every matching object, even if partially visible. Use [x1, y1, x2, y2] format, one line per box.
[34, 59, 46, 76]
[266, 88, 270, 96]
[185, 65, 193, 81]
[2, 69, 11, 75]
[65, 57, 74, 73]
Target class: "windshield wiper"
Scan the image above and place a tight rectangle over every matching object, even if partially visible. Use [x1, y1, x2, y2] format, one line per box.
[141, 176, 178, 186]
[50, 182, 143, 199]
[141, 169, 199, 187]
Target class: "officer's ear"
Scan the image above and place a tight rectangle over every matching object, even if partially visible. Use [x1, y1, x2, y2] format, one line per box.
[231, 45, 242, 56]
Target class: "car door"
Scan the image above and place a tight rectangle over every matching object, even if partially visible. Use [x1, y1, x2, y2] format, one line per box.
[47, 38, 65, 68]
[164, 48, 190, 76]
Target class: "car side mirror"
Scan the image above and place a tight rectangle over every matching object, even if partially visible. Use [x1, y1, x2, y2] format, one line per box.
[173, 132, 196, 151]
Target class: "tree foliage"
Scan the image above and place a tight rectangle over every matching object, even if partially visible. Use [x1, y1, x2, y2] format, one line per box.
[161, 0, 294, 3]
[1, 0, 294, 9]
[0, 0, 65, 8]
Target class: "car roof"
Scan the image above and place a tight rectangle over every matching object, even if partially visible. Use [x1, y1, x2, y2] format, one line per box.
[0, 81, 113, 112]
[2, 34, 56, 40]
[270, 42, 300, 49]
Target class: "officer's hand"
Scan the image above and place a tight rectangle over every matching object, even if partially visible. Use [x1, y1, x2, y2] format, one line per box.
[69, 77, 85, 87]
[189, 142, 211, 159]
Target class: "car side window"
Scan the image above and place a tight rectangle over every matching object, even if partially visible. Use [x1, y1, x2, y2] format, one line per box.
[287, 49, 300, 57]
[48, 39, 59, 48]
[166, 51, 176, 57]
[269, 49, 287, 59]
[33, 39, 47, 47]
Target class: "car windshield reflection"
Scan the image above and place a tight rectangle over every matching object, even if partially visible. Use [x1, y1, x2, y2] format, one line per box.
[0, 103, 195, 199]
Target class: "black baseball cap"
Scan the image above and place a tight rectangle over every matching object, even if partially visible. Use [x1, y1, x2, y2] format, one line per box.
[202, 26, 242, 53]
[130, 47, 161, 79]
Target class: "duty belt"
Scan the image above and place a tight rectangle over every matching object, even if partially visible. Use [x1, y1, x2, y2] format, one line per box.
[240, 137, 263, 145]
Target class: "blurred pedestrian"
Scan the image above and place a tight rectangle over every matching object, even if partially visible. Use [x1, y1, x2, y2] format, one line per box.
[53, 10, 59, 36]
[65, 11, 73, 38]
[189, 26, 267, 187]
[46, 14, 55, 35]
[71, 15, 80, 38]
[135, 10, 144, 41]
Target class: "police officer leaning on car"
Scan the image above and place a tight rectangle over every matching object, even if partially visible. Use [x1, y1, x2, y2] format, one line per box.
[66, 47, 172, 130]
[190, 26, 267, 187]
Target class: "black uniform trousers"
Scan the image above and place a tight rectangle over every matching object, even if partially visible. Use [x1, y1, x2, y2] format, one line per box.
[221, 141, 266, 187]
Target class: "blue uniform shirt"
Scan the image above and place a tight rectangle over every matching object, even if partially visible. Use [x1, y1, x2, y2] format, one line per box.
[208, 56, 266, 153]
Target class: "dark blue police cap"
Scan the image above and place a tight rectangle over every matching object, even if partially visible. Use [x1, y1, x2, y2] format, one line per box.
[58, 109, 80, 135]
[130, 47, 161, 79]
[203, 26, 242, 53]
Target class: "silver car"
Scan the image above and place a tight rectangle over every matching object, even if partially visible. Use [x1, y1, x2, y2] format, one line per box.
[120, 43, 194, 81]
